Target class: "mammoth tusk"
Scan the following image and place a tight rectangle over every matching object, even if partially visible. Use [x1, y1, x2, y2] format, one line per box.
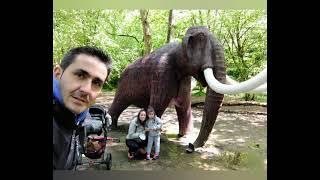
[249, 83, 267, 93]
[204, 67, 267, 94]
[225, 75, 240, 85]
[226, 76, 267, 93]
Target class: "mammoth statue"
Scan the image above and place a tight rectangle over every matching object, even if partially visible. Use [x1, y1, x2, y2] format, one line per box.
[108, 26, 267, 151]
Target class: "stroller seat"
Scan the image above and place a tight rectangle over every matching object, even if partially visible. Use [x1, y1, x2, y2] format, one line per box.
[77, 104, 113, 170]
[85, 136, 107, 159]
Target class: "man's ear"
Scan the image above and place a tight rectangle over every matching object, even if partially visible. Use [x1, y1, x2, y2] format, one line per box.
[53, 65, 62, 79]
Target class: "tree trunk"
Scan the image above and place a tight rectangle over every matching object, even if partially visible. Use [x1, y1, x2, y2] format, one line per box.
[198, 10, 204, 25]
[206, 10, 211, 30]
[191, 13, 197, 26]
[140, 10, 152, 55]
[166, 10, 173, 43]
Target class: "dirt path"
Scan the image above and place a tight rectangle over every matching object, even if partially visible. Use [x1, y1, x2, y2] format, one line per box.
[77, 92, 267, 171]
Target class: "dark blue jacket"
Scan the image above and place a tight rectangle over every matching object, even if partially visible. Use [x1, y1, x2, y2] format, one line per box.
[53, 76, 89, 170]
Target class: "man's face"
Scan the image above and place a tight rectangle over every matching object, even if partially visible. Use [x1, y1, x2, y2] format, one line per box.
[53, 54, 108, 114]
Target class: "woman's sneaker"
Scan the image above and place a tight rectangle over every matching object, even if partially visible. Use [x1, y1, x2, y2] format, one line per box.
[146, 155, 151, 160]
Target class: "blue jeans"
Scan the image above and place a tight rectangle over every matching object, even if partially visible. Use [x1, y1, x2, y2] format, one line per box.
[146, 135, 160, 155]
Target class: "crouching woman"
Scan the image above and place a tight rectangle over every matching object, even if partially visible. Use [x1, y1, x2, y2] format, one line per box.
[125, 109, 147, 160]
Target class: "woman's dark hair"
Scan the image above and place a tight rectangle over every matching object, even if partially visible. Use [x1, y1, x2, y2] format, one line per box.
[136, 109, 147, 126]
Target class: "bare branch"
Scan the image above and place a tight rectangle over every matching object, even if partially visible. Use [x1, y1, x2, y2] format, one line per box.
[239, 25, 254, 39]
[105, 31, 140, 44]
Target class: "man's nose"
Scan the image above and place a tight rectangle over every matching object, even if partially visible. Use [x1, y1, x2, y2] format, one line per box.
[80, 80, 92, 93]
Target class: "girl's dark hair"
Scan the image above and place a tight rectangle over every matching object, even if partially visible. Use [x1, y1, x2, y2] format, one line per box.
[147, 106, 155, 113]
[137, 109, 147, 125]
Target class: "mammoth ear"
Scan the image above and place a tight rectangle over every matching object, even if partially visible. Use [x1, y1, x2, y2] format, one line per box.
[186, 35, 194, 59]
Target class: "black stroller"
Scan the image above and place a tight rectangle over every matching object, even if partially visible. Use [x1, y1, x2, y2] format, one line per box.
[77, 104, 119, 170]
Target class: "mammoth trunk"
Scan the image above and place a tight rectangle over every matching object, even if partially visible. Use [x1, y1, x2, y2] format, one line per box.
[193, 88, 224, 148]
[193, 34, 226, 148]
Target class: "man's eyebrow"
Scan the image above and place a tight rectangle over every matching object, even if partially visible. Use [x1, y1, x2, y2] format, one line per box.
[75, 69, 104, 83]
[75, 69, 89, 76]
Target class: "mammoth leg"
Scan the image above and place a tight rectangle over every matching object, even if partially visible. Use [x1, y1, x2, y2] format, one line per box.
[108, 94, 131, 128]
[174, 76, 193, 137]
[193, 88, 224, 148]
[149, 89, 170, 118]
[148, 74, 174, 118]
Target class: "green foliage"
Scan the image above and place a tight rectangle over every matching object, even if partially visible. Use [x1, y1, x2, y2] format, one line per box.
[225, 93, 267, 102]
[192, 90, 206, 97]
[214, 10, 267, 101]
[223, 11, 265, 100]
[148, 10, 168, 49]
[54, 10, 267, 97]
[54, 10, 144, 89]
[192, 81, 206, 96]
[245, 93, 267, 102]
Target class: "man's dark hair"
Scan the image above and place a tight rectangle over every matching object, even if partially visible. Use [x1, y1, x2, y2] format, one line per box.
[60, 46, 112, 81]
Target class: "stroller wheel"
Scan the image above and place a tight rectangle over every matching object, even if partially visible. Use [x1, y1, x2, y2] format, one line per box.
[104, 153, 112, 170]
